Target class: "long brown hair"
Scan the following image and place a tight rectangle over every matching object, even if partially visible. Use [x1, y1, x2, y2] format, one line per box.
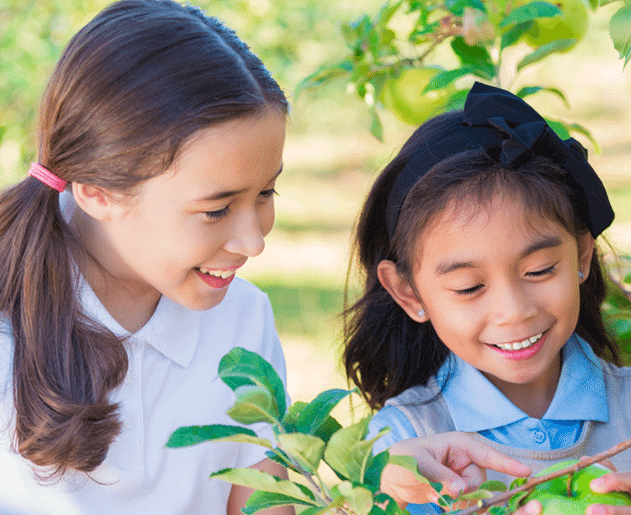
[344, 111, 620, 410]
[1, 0, 288, 478]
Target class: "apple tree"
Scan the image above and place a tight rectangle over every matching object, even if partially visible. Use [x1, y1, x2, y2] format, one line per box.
[296, 0, 631, 142]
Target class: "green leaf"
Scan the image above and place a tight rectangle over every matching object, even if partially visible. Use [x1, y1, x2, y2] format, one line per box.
[371, 108, 384, 141]
[299, 508, 330, 515]
[500, 1, 561, 28]
[219, 347, 287, 419]
[566, 122, 600, 153]
[460, 488, 496, 501]
[517, 39, 578, 70]
[501, 22, 534, 50]
[276, 433, 326, 473]
[324, 417, 387, 483]
[292, 388, 354, 435]
[451, 37, 496, 78]
[445, 89, 469, 111]
[210, 467, 317, 505]
[489, 506, 511, 515]
[387, 454, 432, 489]
[424, 68, 475, 93]
[294, 60, 353, 98]
[445, 0, 486, 16]
[610, 3, 631, 67]
[478, 480, 508, 492]
[165, 424, 271, 449]
[364, 450, 391, 490]
[241, 491, 317, 514]
[332, 481, 374, 515]
[264, 448, 302, 474]
[226, 384, 280, 425]
[516, 86, 569, 109]
[545, 118, 571, 139]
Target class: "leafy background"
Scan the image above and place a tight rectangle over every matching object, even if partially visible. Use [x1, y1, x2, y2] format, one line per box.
[2, 0, 631, 422]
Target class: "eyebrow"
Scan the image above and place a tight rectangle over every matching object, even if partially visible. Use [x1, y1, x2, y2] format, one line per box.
[435, 234, 563, 276]
[194, 165, 283, 202]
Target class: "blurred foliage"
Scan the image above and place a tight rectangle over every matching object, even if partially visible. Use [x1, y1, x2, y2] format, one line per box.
[603, 255, 631, 365]
[0, 0, 379, 181]
[296, 0, 631, 140]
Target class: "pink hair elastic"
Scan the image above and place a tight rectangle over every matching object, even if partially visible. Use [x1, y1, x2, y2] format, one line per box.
[28, 162, 67, 193]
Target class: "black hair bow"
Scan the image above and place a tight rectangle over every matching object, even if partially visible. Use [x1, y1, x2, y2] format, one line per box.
[385, 81, 614, 240]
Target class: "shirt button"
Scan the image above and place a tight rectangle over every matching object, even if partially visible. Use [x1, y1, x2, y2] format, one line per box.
[533, 430, 547, 443]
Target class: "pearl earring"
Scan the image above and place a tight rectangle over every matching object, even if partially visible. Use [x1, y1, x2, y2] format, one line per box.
[578, 271, 585, 280]
[417, 309, 426, 318]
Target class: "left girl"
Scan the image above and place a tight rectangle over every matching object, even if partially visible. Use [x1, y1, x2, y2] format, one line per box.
[0, 1, 291, 513]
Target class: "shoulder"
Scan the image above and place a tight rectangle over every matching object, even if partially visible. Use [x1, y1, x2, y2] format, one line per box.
[380, 379, 455, 437]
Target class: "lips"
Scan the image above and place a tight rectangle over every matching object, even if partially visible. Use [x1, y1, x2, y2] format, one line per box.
[195, 266, 240, 289]
[487, 330, 549, 361]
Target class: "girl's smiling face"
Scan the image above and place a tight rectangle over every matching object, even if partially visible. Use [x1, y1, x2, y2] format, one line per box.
[379, 192, 594, 407]
[73, 108, 286, 328]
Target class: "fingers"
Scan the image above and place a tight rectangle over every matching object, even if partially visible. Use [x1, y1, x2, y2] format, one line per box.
[449, 433, 530, 478]
[586, 505, 631, 515]
[512, 500, 542, 515]
[590, 472, 631, 495]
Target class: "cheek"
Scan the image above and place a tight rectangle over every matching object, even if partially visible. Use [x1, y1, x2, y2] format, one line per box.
[259, 202, 275, 237]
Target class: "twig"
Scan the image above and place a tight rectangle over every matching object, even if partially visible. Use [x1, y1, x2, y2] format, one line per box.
[455, 437, 631, 515]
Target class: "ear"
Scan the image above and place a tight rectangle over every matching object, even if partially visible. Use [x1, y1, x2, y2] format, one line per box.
[377, 259, 429, 323]
[577, 232, 595, 282]
[72, 182, 122, 221]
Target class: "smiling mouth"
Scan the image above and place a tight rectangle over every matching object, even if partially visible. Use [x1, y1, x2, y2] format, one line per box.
[488, 332, 544, 351]
[197, 267, 236, 279]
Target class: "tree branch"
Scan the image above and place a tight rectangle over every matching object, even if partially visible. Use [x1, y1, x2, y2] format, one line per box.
[455, 437, 631, 515]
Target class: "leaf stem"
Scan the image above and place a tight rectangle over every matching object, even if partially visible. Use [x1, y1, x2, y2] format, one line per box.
[455, 437, 631, 515]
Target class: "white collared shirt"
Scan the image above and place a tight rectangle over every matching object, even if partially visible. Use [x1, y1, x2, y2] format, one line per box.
[0, 276, 287, 514]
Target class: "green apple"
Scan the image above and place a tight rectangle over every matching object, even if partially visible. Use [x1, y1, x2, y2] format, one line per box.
[522, 0, 589, 51]
[380, 66, 454, 126]
[523, 460, 631, 514]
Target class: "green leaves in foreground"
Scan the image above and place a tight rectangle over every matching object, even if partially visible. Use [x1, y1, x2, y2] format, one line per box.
[166, 347, 426, 513]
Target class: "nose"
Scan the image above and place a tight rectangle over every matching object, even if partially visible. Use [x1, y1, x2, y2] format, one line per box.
[223, 208, 266, 257]
[490, 280, 538, 326]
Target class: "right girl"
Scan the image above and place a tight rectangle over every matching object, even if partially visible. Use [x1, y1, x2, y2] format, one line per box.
[343, 82, 631, 508]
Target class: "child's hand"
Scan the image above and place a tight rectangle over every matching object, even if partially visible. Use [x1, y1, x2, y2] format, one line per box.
[587, 472, 631, 515]
[380, 431, 531, 508]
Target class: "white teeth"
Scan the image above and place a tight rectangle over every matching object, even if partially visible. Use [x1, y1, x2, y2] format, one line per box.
[198, 267, 236, 279]
[493, 333, 543, 351]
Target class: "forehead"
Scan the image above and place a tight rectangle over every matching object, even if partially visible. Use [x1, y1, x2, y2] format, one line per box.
[414, 192, 573, 267]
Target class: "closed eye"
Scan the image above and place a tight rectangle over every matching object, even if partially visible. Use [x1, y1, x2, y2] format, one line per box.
[205, 206, 230, 221]
[455, 284, 483, 296]
[526, 264, 556, 277]
[259, 188, 278, 199]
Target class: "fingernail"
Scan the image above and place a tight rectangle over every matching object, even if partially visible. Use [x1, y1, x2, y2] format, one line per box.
[450, 479, 466, 495]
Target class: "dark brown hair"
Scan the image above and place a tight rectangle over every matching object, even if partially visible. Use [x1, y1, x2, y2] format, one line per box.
[344, 111, 620, 410]
[0, 0, 288, 478]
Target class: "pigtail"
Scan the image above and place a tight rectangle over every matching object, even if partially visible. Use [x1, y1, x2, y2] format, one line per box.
[0, 177, 127, 478]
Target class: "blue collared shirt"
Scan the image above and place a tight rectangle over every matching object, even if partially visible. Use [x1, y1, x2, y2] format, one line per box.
[368, 335, 608, 515]
[370, 334, 608, 453]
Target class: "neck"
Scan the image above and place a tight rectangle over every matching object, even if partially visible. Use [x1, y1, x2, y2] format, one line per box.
[482, 355, 562, 419]
[71, 209, 160, 333]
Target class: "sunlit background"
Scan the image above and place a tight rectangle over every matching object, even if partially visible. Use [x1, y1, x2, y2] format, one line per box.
[2, 0, 631, 421]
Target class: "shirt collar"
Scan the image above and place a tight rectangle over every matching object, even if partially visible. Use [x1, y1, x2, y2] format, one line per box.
[437, 334, 608, 432]
[79, 274, 200, 368]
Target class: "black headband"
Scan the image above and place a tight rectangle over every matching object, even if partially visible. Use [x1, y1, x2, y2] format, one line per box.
[385, 81, 614, 240]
